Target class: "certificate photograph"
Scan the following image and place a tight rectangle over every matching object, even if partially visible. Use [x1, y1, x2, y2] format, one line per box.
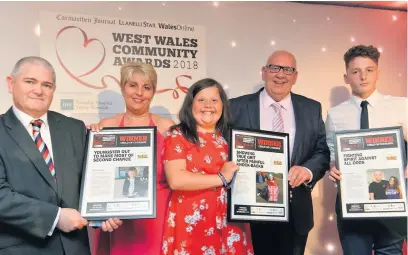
[228, 128, 290, 222]
[256, 171, 284, 204]
[79, 127, 157, 220]
[335, 126, 407, 219]
[113, 166, 149, 199]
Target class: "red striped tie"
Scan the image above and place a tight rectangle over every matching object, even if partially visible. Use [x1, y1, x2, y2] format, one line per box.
[271, 102, 284, 132]
[31, 120, 56, 180]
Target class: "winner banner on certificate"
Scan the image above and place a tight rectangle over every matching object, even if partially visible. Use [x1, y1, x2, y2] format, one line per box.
[228, 128, 290, 222]
[79, 127, 156, 220]
[335, 126, 407, 219]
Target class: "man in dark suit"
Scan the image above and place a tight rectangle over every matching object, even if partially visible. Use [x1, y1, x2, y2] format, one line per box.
[0, 56, 121, 255]
[229, 51, 330, 255]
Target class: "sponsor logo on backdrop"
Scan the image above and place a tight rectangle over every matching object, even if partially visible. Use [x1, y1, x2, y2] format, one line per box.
[60, 99, 74, 110]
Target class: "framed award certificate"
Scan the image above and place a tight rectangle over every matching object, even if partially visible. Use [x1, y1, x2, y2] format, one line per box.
[228, 127, 290, 222]
[79, 127, 157, 220]
[335, 126, 408, 219]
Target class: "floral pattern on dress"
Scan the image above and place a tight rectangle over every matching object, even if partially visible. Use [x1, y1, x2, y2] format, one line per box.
[184, 199, 208, 233]
[203, 155, 212, 164]
[187, 154, 193, 161]
[212, 134, 227, 148]
[202, 246, 216, 255]
[175, 145, 183, 153]
[220, 151, 228, 161]
[168, 212, 176, 228]
[199, 137, 207, 147]
[161, 129, 253, 255]
[205, 227, 214, 236]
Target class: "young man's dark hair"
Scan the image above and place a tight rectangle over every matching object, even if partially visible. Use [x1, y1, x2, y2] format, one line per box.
[343, 45, 380, 68]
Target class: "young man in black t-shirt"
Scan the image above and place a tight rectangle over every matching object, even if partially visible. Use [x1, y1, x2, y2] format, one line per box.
[368, 170, 388, 200]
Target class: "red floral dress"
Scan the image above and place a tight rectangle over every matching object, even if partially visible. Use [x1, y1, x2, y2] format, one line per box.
[161, 129, 253, 255]
[267, 180, 279, 202]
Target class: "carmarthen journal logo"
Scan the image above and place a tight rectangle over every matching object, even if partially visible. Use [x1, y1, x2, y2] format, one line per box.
[60, 99, 74, 110]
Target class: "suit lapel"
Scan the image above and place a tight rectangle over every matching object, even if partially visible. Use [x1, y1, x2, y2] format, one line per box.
[3, 108, 58, 194]
[247, 90, 261, 130]
[290, 93, 304, 166]
[48, 112, 66, 197]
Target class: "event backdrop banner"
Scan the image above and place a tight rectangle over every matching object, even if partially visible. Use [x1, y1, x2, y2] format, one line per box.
[40, 11, 206, 116]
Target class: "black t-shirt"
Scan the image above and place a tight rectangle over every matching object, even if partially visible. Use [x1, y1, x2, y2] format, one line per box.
[368, 180, 389, 200]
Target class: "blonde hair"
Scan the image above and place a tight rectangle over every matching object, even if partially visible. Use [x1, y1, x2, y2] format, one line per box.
[120, 62, 157, 91]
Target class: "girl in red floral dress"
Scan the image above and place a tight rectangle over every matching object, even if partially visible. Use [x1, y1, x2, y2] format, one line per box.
[266, 174, 279, 202]
[161, 78, 253, 255]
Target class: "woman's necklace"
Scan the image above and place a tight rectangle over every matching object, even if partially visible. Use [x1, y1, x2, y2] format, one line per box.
[125, 112, 149, 120]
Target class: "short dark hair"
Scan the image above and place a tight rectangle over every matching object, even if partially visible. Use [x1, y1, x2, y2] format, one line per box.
[170, 78, 231, 145]
[344, 45, 380, 68]
[128, 167, 136, 172]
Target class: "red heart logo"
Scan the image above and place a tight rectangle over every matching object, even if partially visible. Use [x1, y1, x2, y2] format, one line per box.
[156, 74, 191, 99]
[55, 26, 107, 89]
[55, 26, 191, 98]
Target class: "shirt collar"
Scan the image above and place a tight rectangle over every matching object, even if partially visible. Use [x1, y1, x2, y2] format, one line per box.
[260, 89, 291, 111]
[12, 105, 49, 128]
[351, 89, 381, 108]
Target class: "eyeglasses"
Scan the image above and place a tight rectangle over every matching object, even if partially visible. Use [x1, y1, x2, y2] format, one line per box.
[265, 64, 296, 75]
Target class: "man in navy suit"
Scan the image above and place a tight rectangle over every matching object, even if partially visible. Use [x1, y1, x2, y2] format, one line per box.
[229, 51, 330, 255]
[0, 56, 121, 255]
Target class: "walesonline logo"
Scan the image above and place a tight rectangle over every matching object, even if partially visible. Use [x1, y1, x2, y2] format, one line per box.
[60, 99, 74, 110]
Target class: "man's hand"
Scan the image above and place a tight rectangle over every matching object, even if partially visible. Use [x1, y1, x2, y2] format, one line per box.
[288, 166, 312, 188]
[328, 166, 342, 182]
[101, 218, 123, 232]
[57, 208, 88, 233]
[87, 123, 103, 132]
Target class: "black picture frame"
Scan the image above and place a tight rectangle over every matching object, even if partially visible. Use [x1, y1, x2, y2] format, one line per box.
[227, 127, 290, 222]
[334, 126, 407, 219]
[78, 126, 157, 220]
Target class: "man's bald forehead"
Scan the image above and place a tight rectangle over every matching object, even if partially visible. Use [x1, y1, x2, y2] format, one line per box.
[266, 51, 297, 68]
